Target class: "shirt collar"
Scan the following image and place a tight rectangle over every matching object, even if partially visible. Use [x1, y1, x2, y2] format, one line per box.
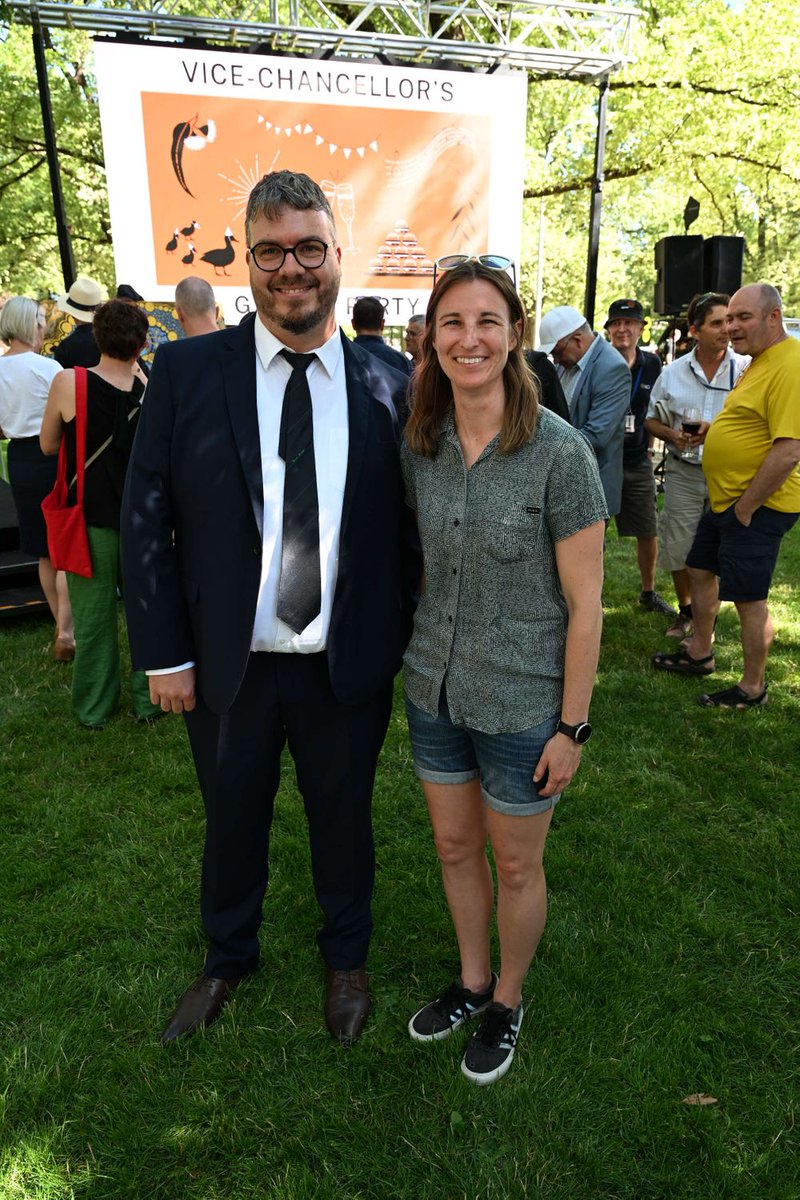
[576, 332, 601, 371]
[687, 345, 735, 382]
[253, 315, 342, 379]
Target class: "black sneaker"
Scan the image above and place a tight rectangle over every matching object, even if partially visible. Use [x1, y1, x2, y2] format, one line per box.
[461, 1001, 523, 1085]
[639, 590, 678, 618]
[408, 974, 497, 1042]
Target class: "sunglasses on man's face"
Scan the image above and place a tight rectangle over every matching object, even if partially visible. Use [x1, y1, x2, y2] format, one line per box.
[432, 253, 516, 287]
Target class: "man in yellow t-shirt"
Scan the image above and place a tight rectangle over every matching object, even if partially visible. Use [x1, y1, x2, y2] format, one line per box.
[652, 282, 800, 708]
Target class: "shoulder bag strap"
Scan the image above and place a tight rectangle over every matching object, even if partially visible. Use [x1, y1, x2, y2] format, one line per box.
[74, 366, 88, 504]
[67, 371, 138, 489]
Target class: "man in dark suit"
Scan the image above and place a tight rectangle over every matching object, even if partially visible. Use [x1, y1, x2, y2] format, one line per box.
[351, 295, 412, 376]
[122, 171, 418, 1047]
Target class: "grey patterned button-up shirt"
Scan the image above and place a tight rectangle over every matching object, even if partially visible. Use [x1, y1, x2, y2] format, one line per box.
[402, 407, 607, 733]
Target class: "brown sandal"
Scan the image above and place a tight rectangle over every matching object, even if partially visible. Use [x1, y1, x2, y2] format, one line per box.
[53, 633, 75, 663]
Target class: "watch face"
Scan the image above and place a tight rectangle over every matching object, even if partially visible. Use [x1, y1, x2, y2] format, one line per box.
[574, 722, 592, 744]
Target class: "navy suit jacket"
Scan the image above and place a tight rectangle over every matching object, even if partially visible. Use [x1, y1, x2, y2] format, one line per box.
[570, 335, 630, 516]
[121, 314, 419, 714]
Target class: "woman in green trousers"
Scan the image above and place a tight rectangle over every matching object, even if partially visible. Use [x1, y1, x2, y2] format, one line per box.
[40, 300, 160, 729]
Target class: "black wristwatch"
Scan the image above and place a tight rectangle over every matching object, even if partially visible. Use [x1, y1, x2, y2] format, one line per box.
[556, 719, 593, 745]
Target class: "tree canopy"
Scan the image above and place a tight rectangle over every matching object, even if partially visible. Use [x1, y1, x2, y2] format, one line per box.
[2, 0, 799, 317]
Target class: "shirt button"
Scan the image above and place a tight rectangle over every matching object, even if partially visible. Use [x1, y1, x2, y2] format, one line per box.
[447, 616, 453, 623]
[453, 518, 460, 526]
[452, 567, 457, 575]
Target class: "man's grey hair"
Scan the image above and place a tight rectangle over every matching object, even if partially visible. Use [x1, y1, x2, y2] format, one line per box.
[407, 314, 425, 329]
[757, 282, 783, 316]
[175, 276, 216, 318]
[245, 171, 335, 244]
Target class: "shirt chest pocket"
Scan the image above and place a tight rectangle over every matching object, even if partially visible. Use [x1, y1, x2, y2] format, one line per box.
[471, 500, 544, 563]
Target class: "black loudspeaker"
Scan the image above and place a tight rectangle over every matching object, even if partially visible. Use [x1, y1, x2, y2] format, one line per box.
[654, 236, 704, 315]
[703, 235, 744, 296]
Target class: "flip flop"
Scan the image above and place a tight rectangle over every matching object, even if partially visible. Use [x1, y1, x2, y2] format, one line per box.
[651, 647, 715, 676]
[697, 685, 768, 709]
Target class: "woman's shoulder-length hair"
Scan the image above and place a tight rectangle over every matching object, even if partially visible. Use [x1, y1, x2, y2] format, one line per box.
[405, 262, 539, 458]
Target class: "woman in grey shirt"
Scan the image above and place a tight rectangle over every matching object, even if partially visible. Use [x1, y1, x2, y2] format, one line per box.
[403, 261, 606, 1085]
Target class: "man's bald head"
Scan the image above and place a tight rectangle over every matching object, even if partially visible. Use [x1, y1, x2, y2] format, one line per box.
[175, 277, 220, 336]
[727, 281, 785, 358]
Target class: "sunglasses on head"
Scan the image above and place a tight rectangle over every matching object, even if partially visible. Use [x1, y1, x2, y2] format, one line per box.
[433, 253, 516, 286]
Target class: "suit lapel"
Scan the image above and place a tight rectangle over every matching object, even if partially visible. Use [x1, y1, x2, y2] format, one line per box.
[221, 315, 263, 537]
[340, 332, 370, 539]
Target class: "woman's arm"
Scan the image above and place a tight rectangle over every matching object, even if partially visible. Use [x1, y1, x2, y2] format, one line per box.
[533, 519, 605, 798]
[39, 370, 76, 455]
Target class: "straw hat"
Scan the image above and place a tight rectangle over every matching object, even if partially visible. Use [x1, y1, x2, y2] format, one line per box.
[57, 276, 105, 321]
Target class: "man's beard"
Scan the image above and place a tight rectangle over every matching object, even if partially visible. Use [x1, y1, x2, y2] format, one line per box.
[254, 273, 340, 337]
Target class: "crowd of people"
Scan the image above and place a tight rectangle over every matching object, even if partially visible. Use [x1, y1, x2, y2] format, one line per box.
[1, 169, 798, 1086]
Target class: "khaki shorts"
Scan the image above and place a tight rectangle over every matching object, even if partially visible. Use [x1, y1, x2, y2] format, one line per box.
[615, 457, 657, 539]
[657, 455, 710, 572]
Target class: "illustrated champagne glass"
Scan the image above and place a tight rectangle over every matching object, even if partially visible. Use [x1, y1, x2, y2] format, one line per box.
[681, 405, 702, 462]
[337, 182, 357, 253]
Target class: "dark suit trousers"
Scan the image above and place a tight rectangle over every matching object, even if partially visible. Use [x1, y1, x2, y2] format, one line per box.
[183, 651, 392, 979]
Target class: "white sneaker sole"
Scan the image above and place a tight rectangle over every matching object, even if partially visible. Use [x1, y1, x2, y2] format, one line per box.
[460, 1047, 516, 1085]
[460, 1005, 523, 1084]
[407, 997, 493, 1043]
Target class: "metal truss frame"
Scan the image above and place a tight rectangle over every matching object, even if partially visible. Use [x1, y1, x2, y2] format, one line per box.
[7, 0, 637, 80]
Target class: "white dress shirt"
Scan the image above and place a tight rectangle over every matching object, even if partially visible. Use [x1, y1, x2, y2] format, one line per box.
[251, 319, 348, 653]
[149, 321, 349, 676]
[647, 347, 749, 463]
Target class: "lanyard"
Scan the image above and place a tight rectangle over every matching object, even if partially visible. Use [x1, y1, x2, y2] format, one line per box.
[688, 357, 734, 392]
[630, 363, 644, 405]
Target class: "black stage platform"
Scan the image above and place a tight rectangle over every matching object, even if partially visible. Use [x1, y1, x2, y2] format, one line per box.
[0, 476, 48, 617]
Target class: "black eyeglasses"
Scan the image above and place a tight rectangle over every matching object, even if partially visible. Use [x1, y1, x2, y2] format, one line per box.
[433, 253, 516, 286]
[249, 239, 329, 272]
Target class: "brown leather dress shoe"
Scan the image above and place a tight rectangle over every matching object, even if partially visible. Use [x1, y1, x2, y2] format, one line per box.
[160, 973, 246, 1044]
[324, 966, 369, 1045]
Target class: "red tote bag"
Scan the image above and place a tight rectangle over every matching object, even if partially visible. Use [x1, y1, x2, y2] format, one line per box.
[41, 366, 93, 578]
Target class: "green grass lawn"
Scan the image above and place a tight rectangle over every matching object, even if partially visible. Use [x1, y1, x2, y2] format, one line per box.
[1, 528, 798, 1200]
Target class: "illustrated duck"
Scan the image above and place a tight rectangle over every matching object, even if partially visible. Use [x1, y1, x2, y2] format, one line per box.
[181, 242, 196, 266]
[200, 228, 238, 276]
[181, 219, 200, 238]
[165, 228, 179, 254]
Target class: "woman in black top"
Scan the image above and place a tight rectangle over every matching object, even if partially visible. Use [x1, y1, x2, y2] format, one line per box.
[41, 300, 160, 729]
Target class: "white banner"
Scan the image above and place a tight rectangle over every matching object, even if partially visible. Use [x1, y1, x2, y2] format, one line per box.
[94, 41, 527, 326]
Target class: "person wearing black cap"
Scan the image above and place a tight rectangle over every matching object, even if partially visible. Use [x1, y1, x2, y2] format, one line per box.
[116, 284, 144, 303]
[605, 299, 675, 617]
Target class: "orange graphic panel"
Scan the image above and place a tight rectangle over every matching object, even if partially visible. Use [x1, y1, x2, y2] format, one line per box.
[141, 93, 491, 290]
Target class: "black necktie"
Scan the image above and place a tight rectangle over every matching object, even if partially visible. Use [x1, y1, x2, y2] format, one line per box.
[276, 349, 321, 634]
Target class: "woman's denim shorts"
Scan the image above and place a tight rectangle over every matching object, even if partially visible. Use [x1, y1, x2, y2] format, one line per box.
[405, 689, 561, 817]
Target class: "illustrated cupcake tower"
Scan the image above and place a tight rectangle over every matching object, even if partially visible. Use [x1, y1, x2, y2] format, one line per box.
[369, 220, 434, 276]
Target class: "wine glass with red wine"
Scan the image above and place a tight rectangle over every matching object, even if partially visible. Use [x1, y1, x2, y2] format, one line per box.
[680, 405, 702, 462]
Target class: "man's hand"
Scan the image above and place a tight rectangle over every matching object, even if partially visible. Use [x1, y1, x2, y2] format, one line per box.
[692, 419, 711, 446]
[149, 667, 197, 713]
[733, 500, 752, 527]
